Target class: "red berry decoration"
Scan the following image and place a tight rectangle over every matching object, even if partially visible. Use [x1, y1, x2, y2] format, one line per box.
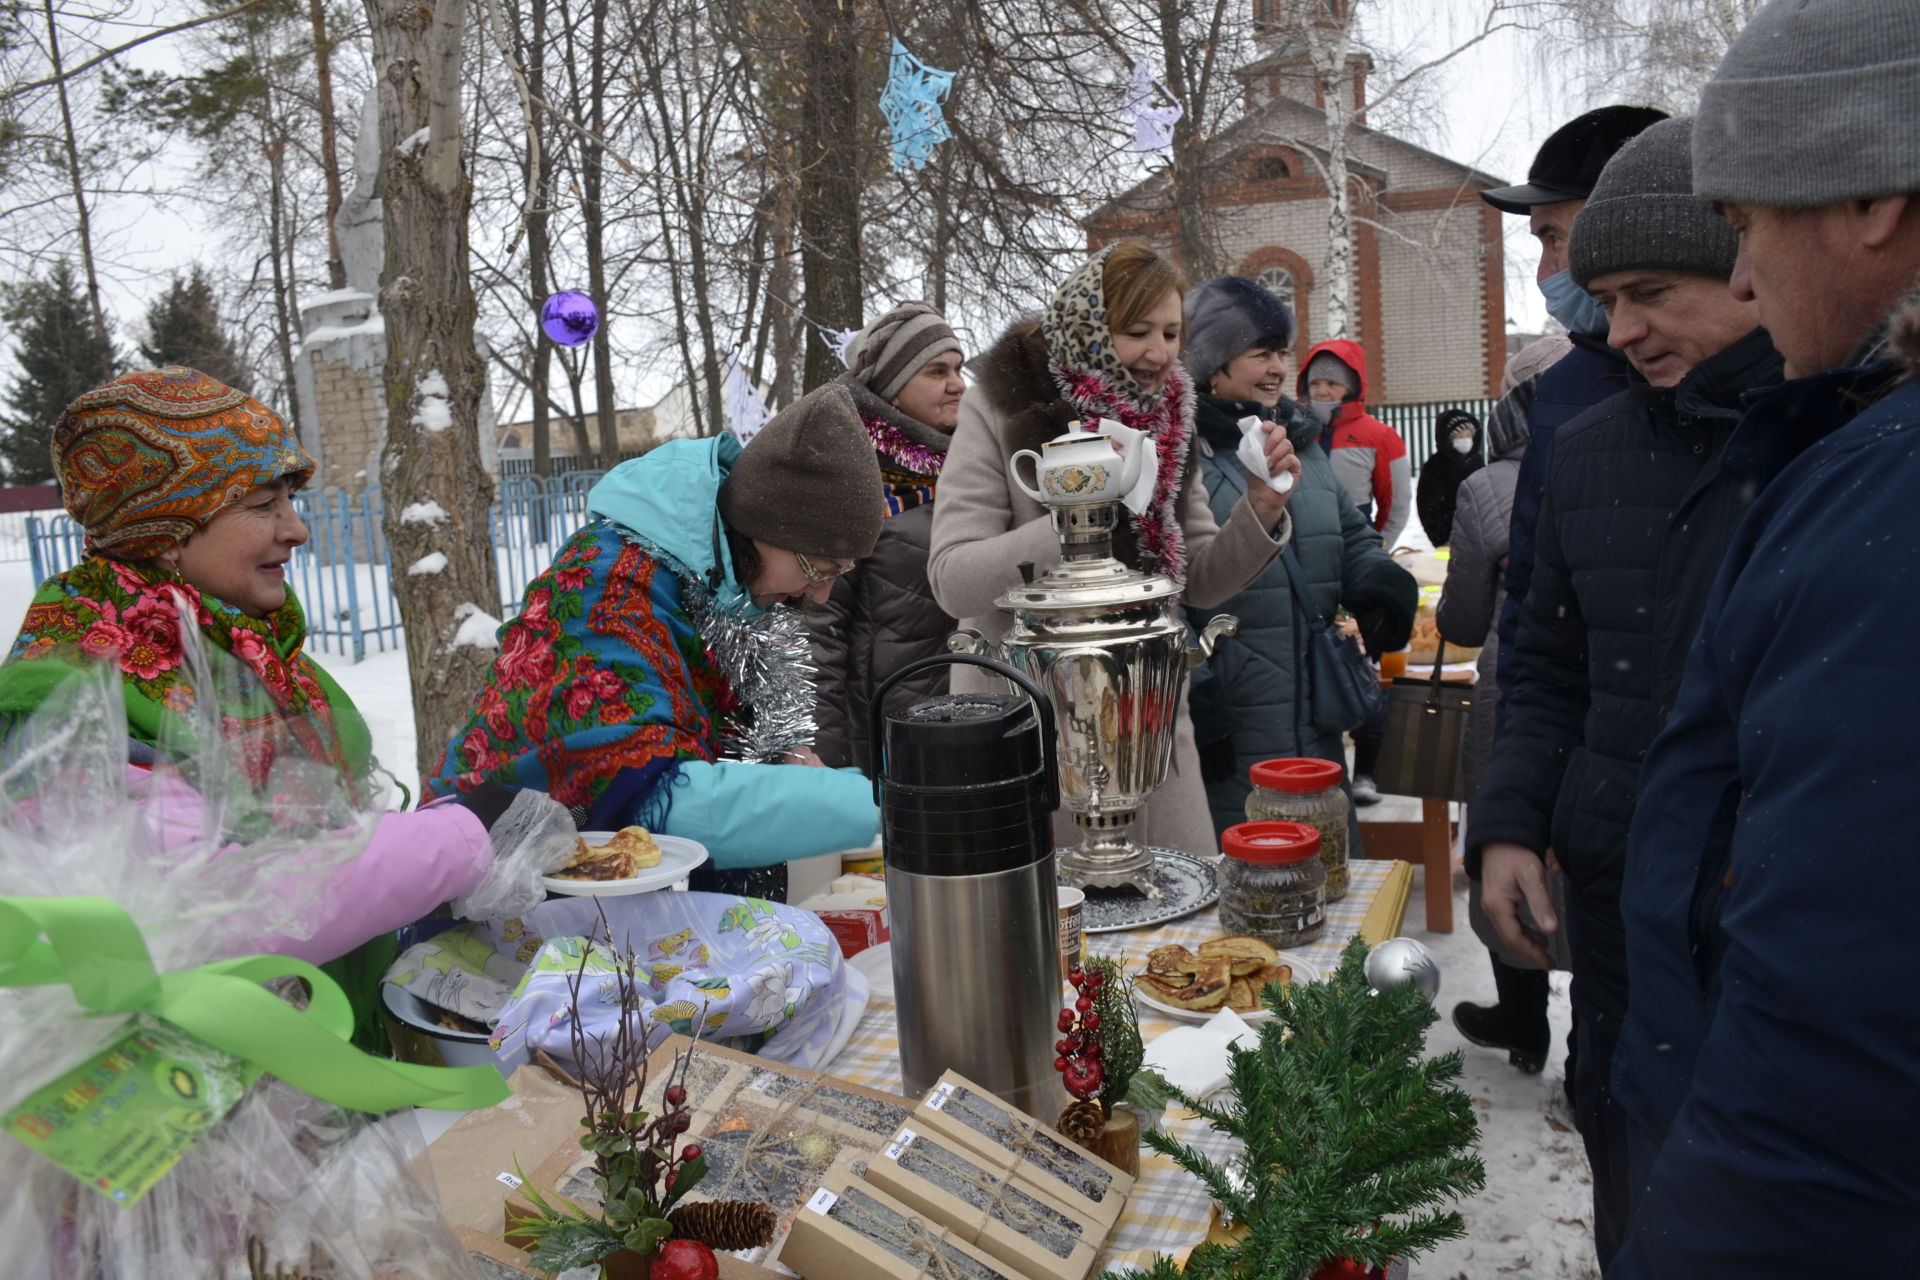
[1053, 958, 1117, 1106]
[1054, 1055, 1069, 1072]
[665, 1084, 688, 1107]
[1075, 995, 1093, 1012]
[651, 1238, 720, 1280]
[1061, 1056, 1103, 1100]
[1084, 1013, 1101, 1030]
[1068, 966, 1085, 986]
[1057, 1009, 1075, 1033]
[681, 1143, 702, 1162]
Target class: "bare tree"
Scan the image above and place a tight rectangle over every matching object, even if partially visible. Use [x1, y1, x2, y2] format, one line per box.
[365, 0, 501, 778]
[1542, 0, 1759, 110]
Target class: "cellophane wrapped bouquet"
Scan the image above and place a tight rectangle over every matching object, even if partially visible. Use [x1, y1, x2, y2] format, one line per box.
[0, 622, 517, 1279]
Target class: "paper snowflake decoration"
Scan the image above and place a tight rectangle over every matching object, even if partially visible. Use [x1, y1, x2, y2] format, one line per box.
[724, 349, 774, 444]
[878, 39, 956, 172]
[1122, 58, 1183, 155]
[827, 327, 860, 368]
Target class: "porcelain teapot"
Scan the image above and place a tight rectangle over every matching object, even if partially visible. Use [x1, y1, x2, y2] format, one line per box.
[1009, 420, 1147, 507]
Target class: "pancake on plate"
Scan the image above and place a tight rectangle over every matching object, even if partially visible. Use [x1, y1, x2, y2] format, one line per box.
[552, 825, 663, 881]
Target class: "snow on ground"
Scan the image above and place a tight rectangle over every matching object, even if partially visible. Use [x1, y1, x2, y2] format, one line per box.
[0, 551, 1601, 1277]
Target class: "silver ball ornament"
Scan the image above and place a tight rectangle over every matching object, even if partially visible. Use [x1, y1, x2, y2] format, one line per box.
[1364, 937, 1440, 1001]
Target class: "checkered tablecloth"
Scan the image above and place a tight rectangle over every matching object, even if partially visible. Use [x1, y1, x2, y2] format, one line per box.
[823, 858, 1411, 1271]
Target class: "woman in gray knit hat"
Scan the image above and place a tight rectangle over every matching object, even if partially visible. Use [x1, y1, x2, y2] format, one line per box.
[808, 301, 967, 772]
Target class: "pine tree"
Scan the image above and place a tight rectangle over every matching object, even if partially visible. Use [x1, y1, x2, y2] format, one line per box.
[1, 260, 119, 484]
[139, 265, 253, 392]
[1102, 940, 1486, 1280]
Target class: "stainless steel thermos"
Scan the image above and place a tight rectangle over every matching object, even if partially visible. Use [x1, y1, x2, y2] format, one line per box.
[870, 654, 1060, 1115]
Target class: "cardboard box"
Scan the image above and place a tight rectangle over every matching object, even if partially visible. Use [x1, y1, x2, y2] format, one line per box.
[421, 1063, 595, 1248]
[911, 1072, 1134, 1230]
[779, 1156, 1041, 1280]
[814, 905, 889, 957]
[862, 1125, 1102, 1280]
[454, 1225, 552, 1279]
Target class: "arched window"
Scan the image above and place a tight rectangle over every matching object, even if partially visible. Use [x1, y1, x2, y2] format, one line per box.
[1251, 155, 1291, 184]
[1256, 265, 1296, 308]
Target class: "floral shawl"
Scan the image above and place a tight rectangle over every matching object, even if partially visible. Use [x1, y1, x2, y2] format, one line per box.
[1040, 247, 1197, 581]
[424, 521, 735, 830]
[0, 554, 370, 789]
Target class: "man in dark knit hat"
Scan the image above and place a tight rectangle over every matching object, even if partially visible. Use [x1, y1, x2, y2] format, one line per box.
[429, 381, 885, 901]
[808, 302, 966, 772]
[1609, 3, 1920, 1271]
[1468, 115, 1780, 1269]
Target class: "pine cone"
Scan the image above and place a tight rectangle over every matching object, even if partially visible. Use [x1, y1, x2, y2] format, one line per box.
[1057, 1098, 1105, 1146]
[669, 1198, 778, 1251]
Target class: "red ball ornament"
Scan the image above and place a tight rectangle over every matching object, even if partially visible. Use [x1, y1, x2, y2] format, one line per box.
[1084, 1013, 1101, 1030]
[1068, 966, 1085, 986]
[1058, 1010, 1075, 1033]
[1056, 1038, 1072, 1055]
[1083, 1041, 1101, 1060]
[1054, 1056, 1069, 1072]
[1075, 995, 1093, 1013]
[1061, 1057, 1103, 1100]
[1086, 971, 1104, 988]
[651, 1238, 720, 1280]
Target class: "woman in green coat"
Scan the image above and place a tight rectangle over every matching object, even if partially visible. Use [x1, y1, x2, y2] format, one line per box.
[1180, 277, 1417, 837]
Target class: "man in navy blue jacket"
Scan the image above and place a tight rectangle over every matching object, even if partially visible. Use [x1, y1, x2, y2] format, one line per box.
[1611, 2, 1920, 1273]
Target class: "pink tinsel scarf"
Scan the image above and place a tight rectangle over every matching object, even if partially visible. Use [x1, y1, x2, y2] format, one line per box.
[1047, 358, 1195, 582]
[862, 412, 946, 478]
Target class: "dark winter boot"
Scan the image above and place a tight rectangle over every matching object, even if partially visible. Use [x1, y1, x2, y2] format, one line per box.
[1451, 955, 1551, 1073]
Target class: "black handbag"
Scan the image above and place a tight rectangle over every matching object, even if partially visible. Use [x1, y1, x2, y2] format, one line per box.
[1376, 641, 1473, 801]
[1277, 544, 1387, 736]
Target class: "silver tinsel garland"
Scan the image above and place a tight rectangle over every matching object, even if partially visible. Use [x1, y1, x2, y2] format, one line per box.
[681, 573, 818, 763]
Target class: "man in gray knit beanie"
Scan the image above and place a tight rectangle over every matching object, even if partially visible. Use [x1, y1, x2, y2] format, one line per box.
[1568, 116, 1750, 387]
[1692, 0, 1920, 377]
[1605, 3, 1920, 1274]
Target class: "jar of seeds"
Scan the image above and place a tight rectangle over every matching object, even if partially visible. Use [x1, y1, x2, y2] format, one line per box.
[1245, 758, 1351, 901]
[1217, 821, 1326, 948]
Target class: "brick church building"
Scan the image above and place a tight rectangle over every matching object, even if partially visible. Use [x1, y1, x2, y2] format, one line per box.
[1088, 21, 1508, 403]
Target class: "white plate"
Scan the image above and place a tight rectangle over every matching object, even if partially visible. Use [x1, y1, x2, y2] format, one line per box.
[1132, 951, 1322, 1025]
[542, 832, 709, 897]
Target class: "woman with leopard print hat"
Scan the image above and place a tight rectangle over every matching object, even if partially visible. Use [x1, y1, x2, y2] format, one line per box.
[929, 240, 1299, 859]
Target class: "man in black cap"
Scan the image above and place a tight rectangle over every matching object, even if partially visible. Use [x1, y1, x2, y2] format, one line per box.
[1448, 103, 1665, 1088]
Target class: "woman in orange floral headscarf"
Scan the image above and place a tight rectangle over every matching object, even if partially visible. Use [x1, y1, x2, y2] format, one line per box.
[0, 367, 574, 1050]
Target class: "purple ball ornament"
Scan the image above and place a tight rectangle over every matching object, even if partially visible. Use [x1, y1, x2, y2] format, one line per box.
[540, 291, 600, 347]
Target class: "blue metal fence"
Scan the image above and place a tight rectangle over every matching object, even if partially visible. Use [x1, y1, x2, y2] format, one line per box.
[24, 472, 607, 663]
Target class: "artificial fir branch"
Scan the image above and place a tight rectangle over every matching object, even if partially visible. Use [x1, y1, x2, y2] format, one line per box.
[1096, 939, 1485, 1280]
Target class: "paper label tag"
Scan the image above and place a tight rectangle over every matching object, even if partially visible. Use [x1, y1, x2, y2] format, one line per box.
[3, 1013, 260, 1207]
[806, 1186, 840, 1215]
[883, 1127, 918, 1161]
[496, 1171, 524, 1189]
[925, 1086, 950, 1111]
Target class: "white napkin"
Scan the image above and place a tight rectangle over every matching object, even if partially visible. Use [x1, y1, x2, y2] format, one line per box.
[1142, 1007, 1259, 1100]
[1092, 417, 1160, 515]
[1236, 415, 1296, 494]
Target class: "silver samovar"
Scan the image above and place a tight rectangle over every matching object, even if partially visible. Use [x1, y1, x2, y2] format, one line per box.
[950, 423, 1236, 897]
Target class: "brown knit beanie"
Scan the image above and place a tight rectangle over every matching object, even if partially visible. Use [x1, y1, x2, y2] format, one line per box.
[717, 382, 884, 560]
[843, 302, 963, 402]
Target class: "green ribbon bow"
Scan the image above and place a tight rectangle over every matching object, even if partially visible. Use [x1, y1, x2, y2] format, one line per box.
[0, 896, 510, 1113]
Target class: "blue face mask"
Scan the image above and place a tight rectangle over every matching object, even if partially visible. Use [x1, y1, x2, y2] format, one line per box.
[1539, 269, 1609, 339]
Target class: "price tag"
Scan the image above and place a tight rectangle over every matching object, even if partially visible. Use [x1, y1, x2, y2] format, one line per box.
[496, 1171, 524, 1189]
[883, 1127, 918, 1161]
[806, 1186, 840, 1215]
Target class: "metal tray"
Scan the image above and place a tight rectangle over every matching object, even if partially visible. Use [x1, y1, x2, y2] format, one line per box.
[1074, 847, 1220, 934]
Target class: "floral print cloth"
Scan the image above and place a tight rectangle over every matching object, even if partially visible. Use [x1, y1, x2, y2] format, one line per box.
[480, 891, 866, 1071]
[425, 520, 734, 830]
[0, 553, 368, 789]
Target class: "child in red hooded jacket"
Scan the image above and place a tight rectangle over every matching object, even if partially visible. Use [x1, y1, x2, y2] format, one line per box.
[1300, 341, 1410, 549]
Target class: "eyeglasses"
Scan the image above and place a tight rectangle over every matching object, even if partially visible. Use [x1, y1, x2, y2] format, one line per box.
[795, 552, 853, 586]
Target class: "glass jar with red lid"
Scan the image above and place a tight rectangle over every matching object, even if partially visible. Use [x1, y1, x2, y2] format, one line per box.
[1217, 820, 1327, 948]
[1245, 758, 1350, 901]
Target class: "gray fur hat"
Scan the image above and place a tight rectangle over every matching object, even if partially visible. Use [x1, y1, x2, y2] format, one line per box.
[1182, 276, 1297, 391]
[1573, 117, 1737, 286]
[1694, 0, 1920, 206]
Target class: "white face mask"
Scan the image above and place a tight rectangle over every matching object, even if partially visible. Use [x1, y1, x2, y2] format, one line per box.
[1307, 399, 1337, 425]
[1451, 437, 1474, 454]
